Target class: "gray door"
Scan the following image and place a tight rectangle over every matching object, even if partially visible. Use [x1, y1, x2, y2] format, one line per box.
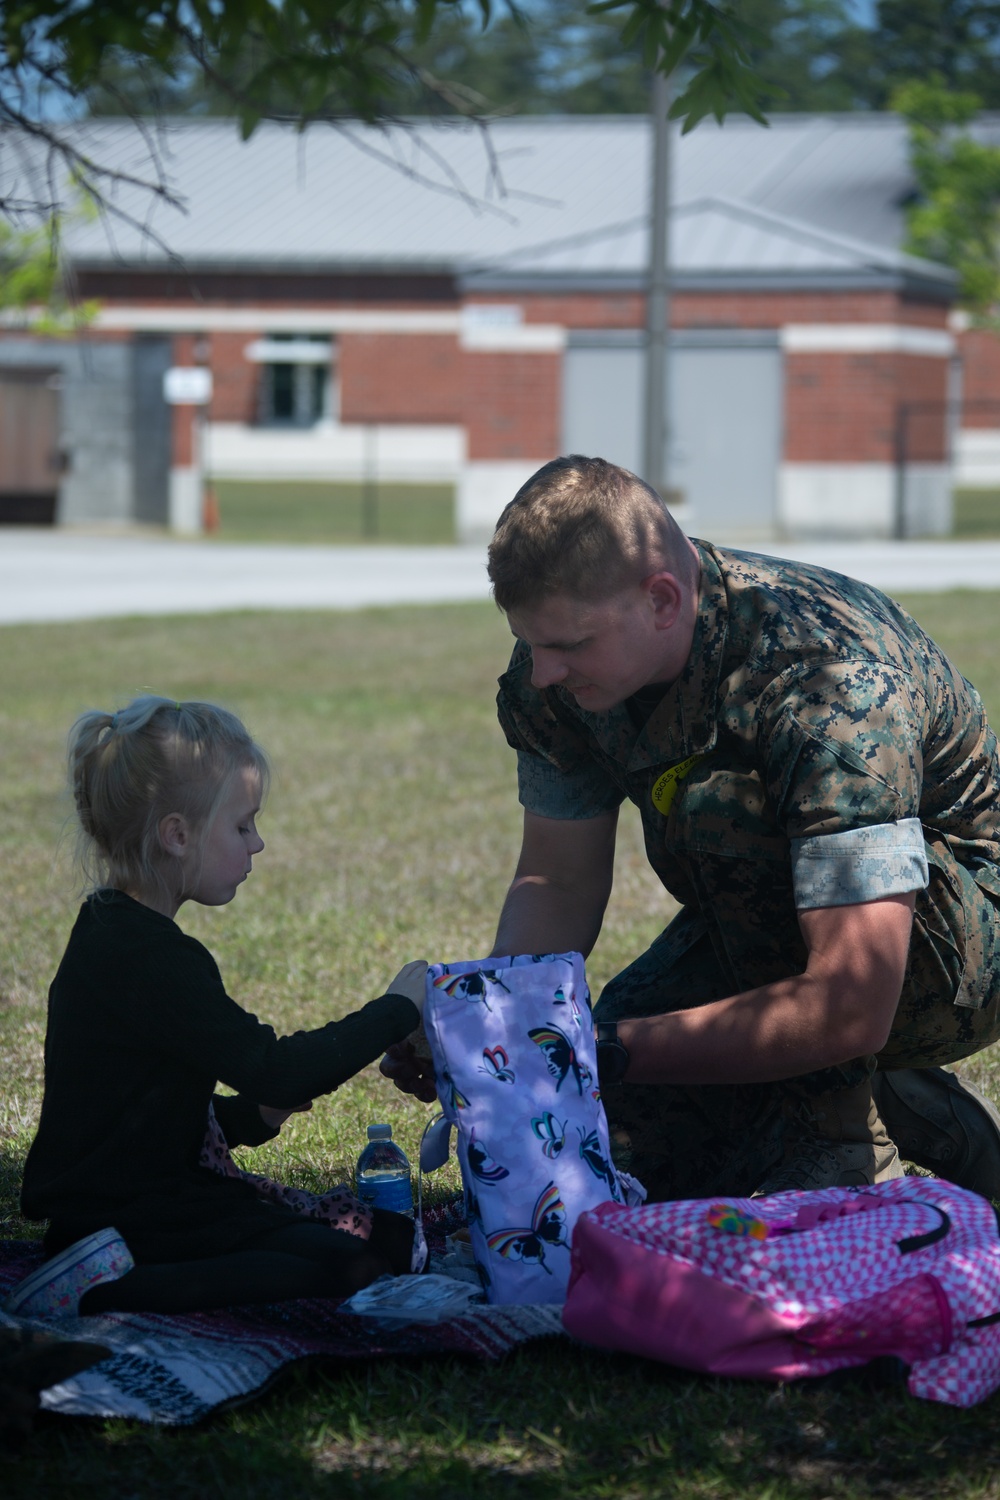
[562, 336, 782, 537]
[562, 344, 642, 474]
[671, 346, 781, 535]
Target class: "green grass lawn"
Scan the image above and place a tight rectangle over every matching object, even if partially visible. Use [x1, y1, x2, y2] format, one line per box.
[193, 483, 1000, 545]
[210, 480, 456, 544]
[4, 594, 1000, 1496]
[953, 488, 1000, 539]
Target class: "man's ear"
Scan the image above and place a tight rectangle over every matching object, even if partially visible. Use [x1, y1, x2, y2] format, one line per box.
[158, 812, 192, 860]
[643, 571, 683, 630]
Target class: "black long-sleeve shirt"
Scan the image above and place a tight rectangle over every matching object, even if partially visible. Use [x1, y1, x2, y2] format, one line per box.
[22, 891, 419, 1260]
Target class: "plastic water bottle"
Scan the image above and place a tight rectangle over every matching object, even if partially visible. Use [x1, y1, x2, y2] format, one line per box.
[355, 1124, 413, 1215]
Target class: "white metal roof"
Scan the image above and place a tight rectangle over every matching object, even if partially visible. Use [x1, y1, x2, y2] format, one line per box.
[468, 194, 943, 281]
[0, 111, 957, 286]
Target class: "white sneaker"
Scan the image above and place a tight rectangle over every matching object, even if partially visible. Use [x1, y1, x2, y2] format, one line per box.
[4, 1227, 134, 1319]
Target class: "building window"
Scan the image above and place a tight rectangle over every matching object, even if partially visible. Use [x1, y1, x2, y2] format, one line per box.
[246, 334, 335, 426]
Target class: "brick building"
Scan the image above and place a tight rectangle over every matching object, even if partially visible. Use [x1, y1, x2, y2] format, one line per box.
[0, 113, 975, 540]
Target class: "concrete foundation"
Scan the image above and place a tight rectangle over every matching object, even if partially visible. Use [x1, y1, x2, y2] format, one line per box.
[456, 460, 547, 544]
[779, 463, 952, 539]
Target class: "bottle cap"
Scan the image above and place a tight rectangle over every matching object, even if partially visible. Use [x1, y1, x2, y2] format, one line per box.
[367, 1124, 392, 1140]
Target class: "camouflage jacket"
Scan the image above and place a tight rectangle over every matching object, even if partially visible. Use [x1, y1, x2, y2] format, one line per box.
[497, 543, 1000, 910]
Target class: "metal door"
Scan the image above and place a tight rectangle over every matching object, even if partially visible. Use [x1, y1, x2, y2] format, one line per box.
[562, 335, 781, 537]
[0, 367, 61, 523]
[562, 342, 643, 474]
[671, 345, 781, 535]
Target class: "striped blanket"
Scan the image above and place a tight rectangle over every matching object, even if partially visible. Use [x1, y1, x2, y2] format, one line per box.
[0, 1210, 565, 1427]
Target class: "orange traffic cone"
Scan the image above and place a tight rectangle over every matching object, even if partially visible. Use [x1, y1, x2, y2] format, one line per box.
[203, 484, 220, 534]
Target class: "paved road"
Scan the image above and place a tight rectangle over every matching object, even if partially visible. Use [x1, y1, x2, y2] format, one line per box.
[0, 533, 492, 624]
[4, 529, 1000, 624]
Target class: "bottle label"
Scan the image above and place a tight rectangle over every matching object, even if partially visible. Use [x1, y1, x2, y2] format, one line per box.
[358, 1178, 413, 1215]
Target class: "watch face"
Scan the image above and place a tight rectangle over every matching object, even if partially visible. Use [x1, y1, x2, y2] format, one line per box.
[597, 1037, 629, 1086]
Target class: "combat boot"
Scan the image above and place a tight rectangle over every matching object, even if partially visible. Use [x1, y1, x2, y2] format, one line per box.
[872, 1067, 1000, 1201]
[753, 1079, 904, 1196]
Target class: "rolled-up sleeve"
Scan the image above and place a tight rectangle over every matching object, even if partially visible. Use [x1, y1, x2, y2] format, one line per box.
[517, 749, 624, 820]
[790, 817, 929, 910]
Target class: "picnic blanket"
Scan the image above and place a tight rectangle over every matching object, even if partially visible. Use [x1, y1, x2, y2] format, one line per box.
[0, 1210, 566, 1427]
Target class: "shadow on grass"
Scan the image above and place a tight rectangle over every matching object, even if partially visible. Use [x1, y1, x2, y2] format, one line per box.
[2, 1138, 999, 1497]
[8, 1327, 1000, 1498]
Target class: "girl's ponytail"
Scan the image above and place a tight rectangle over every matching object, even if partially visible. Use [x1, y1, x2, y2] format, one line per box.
[68, 709, 119, 842]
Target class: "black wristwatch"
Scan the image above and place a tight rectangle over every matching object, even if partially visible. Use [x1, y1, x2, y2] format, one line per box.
[596, 1021, 630, 1087]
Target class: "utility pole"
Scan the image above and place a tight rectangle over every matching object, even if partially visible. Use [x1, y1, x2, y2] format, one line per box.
[642, 53, 671, 499]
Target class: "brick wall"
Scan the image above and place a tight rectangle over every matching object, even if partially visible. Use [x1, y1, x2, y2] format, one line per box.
[52, 278, 958, 472]
[514, 288, 949, 333]
[464, 350, 561, 460]
[673, 290, 948, 331]
[339, 334, 560, 459]
[513, 292, 646, 329]
[958, 328, 1000, 428]
[785, 349, 949, 464]
[207, 330, 259, 423]
[339, 334, 464, 423]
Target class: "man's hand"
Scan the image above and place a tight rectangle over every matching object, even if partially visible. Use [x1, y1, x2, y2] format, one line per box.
[380, 1040, 438, 1102]
[258, 1100, 314, 1130]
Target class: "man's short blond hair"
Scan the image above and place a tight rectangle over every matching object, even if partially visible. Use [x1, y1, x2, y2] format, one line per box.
[487, 454, 692, 612]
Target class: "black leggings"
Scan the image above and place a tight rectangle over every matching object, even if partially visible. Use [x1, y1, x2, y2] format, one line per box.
[79, 1211, 414, 1316]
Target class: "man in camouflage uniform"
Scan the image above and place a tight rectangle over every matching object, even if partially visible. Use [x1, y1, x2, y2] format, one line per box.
[386, 455, 1000, 1199]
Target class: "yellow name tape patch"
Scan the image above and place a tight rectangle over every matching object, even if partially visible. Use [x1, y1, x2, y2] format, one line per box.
[651, 755, 702, 816]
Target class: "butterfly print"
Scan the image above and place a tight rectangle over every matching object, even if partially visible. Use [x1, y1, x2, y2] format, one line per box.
[528, 1025, 592, 1095]
[531, 1111, 567, 1160]
[467, 1128, 510, 1184]
[487, 1182, 569, 1274]
[478, 1045, 515, 1083]
[441, 1069, 470, 1112]
[578, 1127, 620, 1197]
[551, 984, 582, 1023]
[433, 968, 511, 1012]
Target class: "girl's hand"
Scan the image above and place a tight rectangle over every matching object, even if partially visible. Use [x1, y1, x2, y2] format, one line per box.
[258, 1100, 314, 1130]
[387, 959, 429, 1016]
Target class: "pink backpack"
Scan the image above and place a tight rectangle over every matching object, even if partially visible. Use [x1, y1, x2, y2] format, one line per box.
[562, 1177, 1000, 1407]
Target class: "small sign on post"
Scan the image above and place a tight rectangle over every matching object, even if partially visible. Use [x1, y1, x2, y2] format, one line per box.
[163, 367, 213, 405]
[163, 366, 215, 534]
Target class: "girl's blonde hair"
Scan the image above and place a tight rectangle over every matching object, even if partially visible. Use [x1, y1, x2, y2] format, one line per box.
[69, 695, 270, 899]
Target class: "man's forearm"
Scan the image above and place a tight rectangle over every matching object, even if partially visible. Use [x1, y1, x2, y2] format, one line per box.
[491, 808, 617, 959]
[615, 894, 914, 1087]
[491, 873, 607, 959]
[617, 971, 879, 1086]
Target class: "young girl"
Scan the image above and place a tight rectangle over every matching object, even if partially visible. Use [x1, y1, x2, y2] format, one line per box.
[10, 695, 426, 1318]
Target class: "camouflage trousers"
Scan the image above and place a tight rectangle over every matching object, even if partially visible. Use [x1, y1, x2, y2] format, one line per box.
[595, 791, 1000, 1202]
